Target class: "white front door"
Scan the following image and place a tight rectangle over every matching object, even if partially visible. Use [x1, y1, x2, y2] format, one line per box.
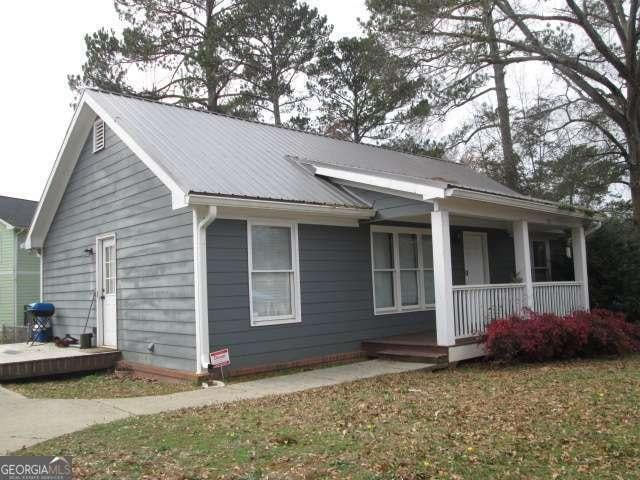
[98, 236, 117, 348]
[462, 232, 489, 285]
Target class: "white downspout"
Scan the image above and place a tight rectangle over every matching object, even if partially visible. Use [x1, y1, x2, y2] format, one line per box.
[193, 205, 217, 374]
[39, 248, 43, 303]
[13, 230, 18, 328]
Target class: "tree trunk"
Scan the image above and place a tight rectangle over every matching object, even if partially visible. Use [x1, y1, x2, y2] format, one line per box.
[272, 95, 282, 126]
[485, 7, 519, 191]
[205, 0, 219, 113]
[207, 83, 218, 112]
[352, 94, 361, 143]
[630, 138, 640, 225]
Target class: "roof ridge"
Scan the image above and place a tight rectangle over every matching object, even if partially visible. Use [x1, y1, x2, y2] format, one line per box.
[84, 87, 483, 173]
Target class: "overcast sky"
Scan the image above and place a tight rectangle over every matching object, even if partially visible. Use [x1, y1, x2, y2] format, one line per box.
[0, 0, 368, 201]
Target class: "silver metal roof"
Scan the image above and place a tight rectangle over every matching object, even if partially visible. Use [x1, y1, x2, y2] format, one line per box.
[88, 90, 517, 208]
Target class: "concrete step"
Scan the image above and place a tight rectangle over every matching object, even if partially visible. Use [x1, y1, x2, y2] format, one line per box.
[362, 341, 448, 355]
[364, 347, 449, 364]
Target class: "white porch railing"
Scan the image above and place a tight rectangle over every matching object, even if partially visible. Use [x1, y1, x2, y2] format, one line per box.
[452, 281, 587, 339]
[533, 281, 585, 316]
[453, 283, 527, 339]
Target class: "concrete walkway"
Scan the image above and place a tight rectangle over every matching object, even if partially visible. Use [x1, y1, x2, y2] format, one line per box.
[0, 359, 434, 454]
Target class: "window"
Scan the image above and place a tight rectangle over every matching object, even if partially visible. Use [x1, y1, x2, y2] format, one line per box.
[399, 234, 420, 307]
[103, 244, 116, 294]
[372, 232, 395, 309]
[371, 226, 435, 314]
[248, 220, 301, 326]
[93, 118, 105, 153]
[531, 240, 550, 282]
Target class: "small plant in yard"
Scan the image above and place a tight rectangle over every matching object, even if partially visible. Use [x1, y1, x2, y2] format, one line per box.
[485, 309, 640, 363]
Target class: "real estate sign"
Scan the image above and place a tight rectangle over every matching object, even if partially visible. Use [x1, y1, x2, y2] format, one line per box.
[210, 348, 230, 368]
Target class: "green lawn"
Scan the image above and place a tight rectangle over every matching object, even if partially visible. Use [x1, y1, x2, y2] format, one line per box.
[18, 356, 640, 479]
[2, 371, 197, 399]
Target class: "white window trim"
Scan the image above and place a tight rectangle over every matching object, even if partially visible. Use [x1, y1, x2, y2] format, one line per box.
[247, 218, 302, 327]
[370, 225, 435, 315]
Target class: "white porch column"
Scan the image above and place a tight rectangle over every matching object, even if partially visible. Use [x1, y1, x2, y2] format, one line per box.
[571, 225, 590, 310]
[513, 220, 534, 310]
[431, 208, 455, 346]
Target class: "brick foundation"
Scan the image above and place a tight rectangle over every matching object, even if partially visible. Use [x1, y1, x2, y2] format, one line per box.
[118, 350, 367, 383]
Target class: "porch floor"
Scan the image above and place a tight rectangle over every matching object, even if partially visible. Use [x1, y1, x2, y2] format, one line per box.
[362, 332, 483, 364]
[0, 342, 121, 381]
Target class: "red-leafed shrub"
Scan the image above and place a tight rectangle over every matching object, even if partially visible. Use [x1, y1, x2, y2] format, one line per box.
[485, 309, 640, 363]
[483, 316, 522, 363]
[575, 309, 640, 355]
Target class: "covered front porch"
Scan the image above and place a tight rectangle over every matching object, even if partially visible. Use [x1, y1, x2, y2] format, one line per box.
[348, 184, 593, 362]
[431, 195, 590, 352]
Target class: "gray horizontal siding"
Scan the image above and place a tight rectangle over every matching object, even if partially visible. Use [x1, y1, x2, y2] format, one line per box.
[43, 125, 196, 372]
[207, 220, 434, 370]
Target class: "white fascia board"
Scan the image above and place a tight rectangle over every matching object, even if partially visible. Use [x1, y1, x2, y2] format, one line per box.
[25, 91, 188, 250]
[312, 165, 446, 202]
[445, 188, 594, 220]
[187, 194, 375, 219]
[26, 93, 93, 250]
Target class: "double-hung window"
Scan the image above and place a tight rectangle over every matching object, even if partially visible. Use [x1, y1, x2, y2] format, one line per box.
[371, 226, 435, 314]
[399, 234, 420, 308]
[248, 220, 301, 326]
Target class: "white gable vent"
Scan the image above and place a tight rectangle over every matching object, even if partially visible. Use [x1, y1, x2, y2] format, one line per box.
[93, 118, 105, 153]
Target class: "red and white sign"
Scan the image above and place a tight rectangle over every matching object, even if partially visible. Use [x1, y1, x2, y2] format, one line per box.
[210, 348, 230, 368]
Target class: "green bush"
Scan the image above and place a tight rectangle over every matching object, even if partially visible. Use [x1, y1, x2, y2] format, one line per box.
[587, 218, 640, 320]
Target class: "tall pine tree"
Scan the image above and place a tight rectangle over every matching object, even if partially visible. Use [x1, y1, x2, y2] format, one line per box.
[230, 0, 331, 125]
[69, 0, 246, 114]
[308, 36, 427, 143]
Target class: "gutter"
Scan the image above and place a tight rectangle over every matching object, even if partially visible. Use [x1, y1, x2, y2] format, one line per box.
[445, 188, 595, 220]
[186, 193, 374, 219]
[304, 162, 595, 222]
[13, 231, 18, 328]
